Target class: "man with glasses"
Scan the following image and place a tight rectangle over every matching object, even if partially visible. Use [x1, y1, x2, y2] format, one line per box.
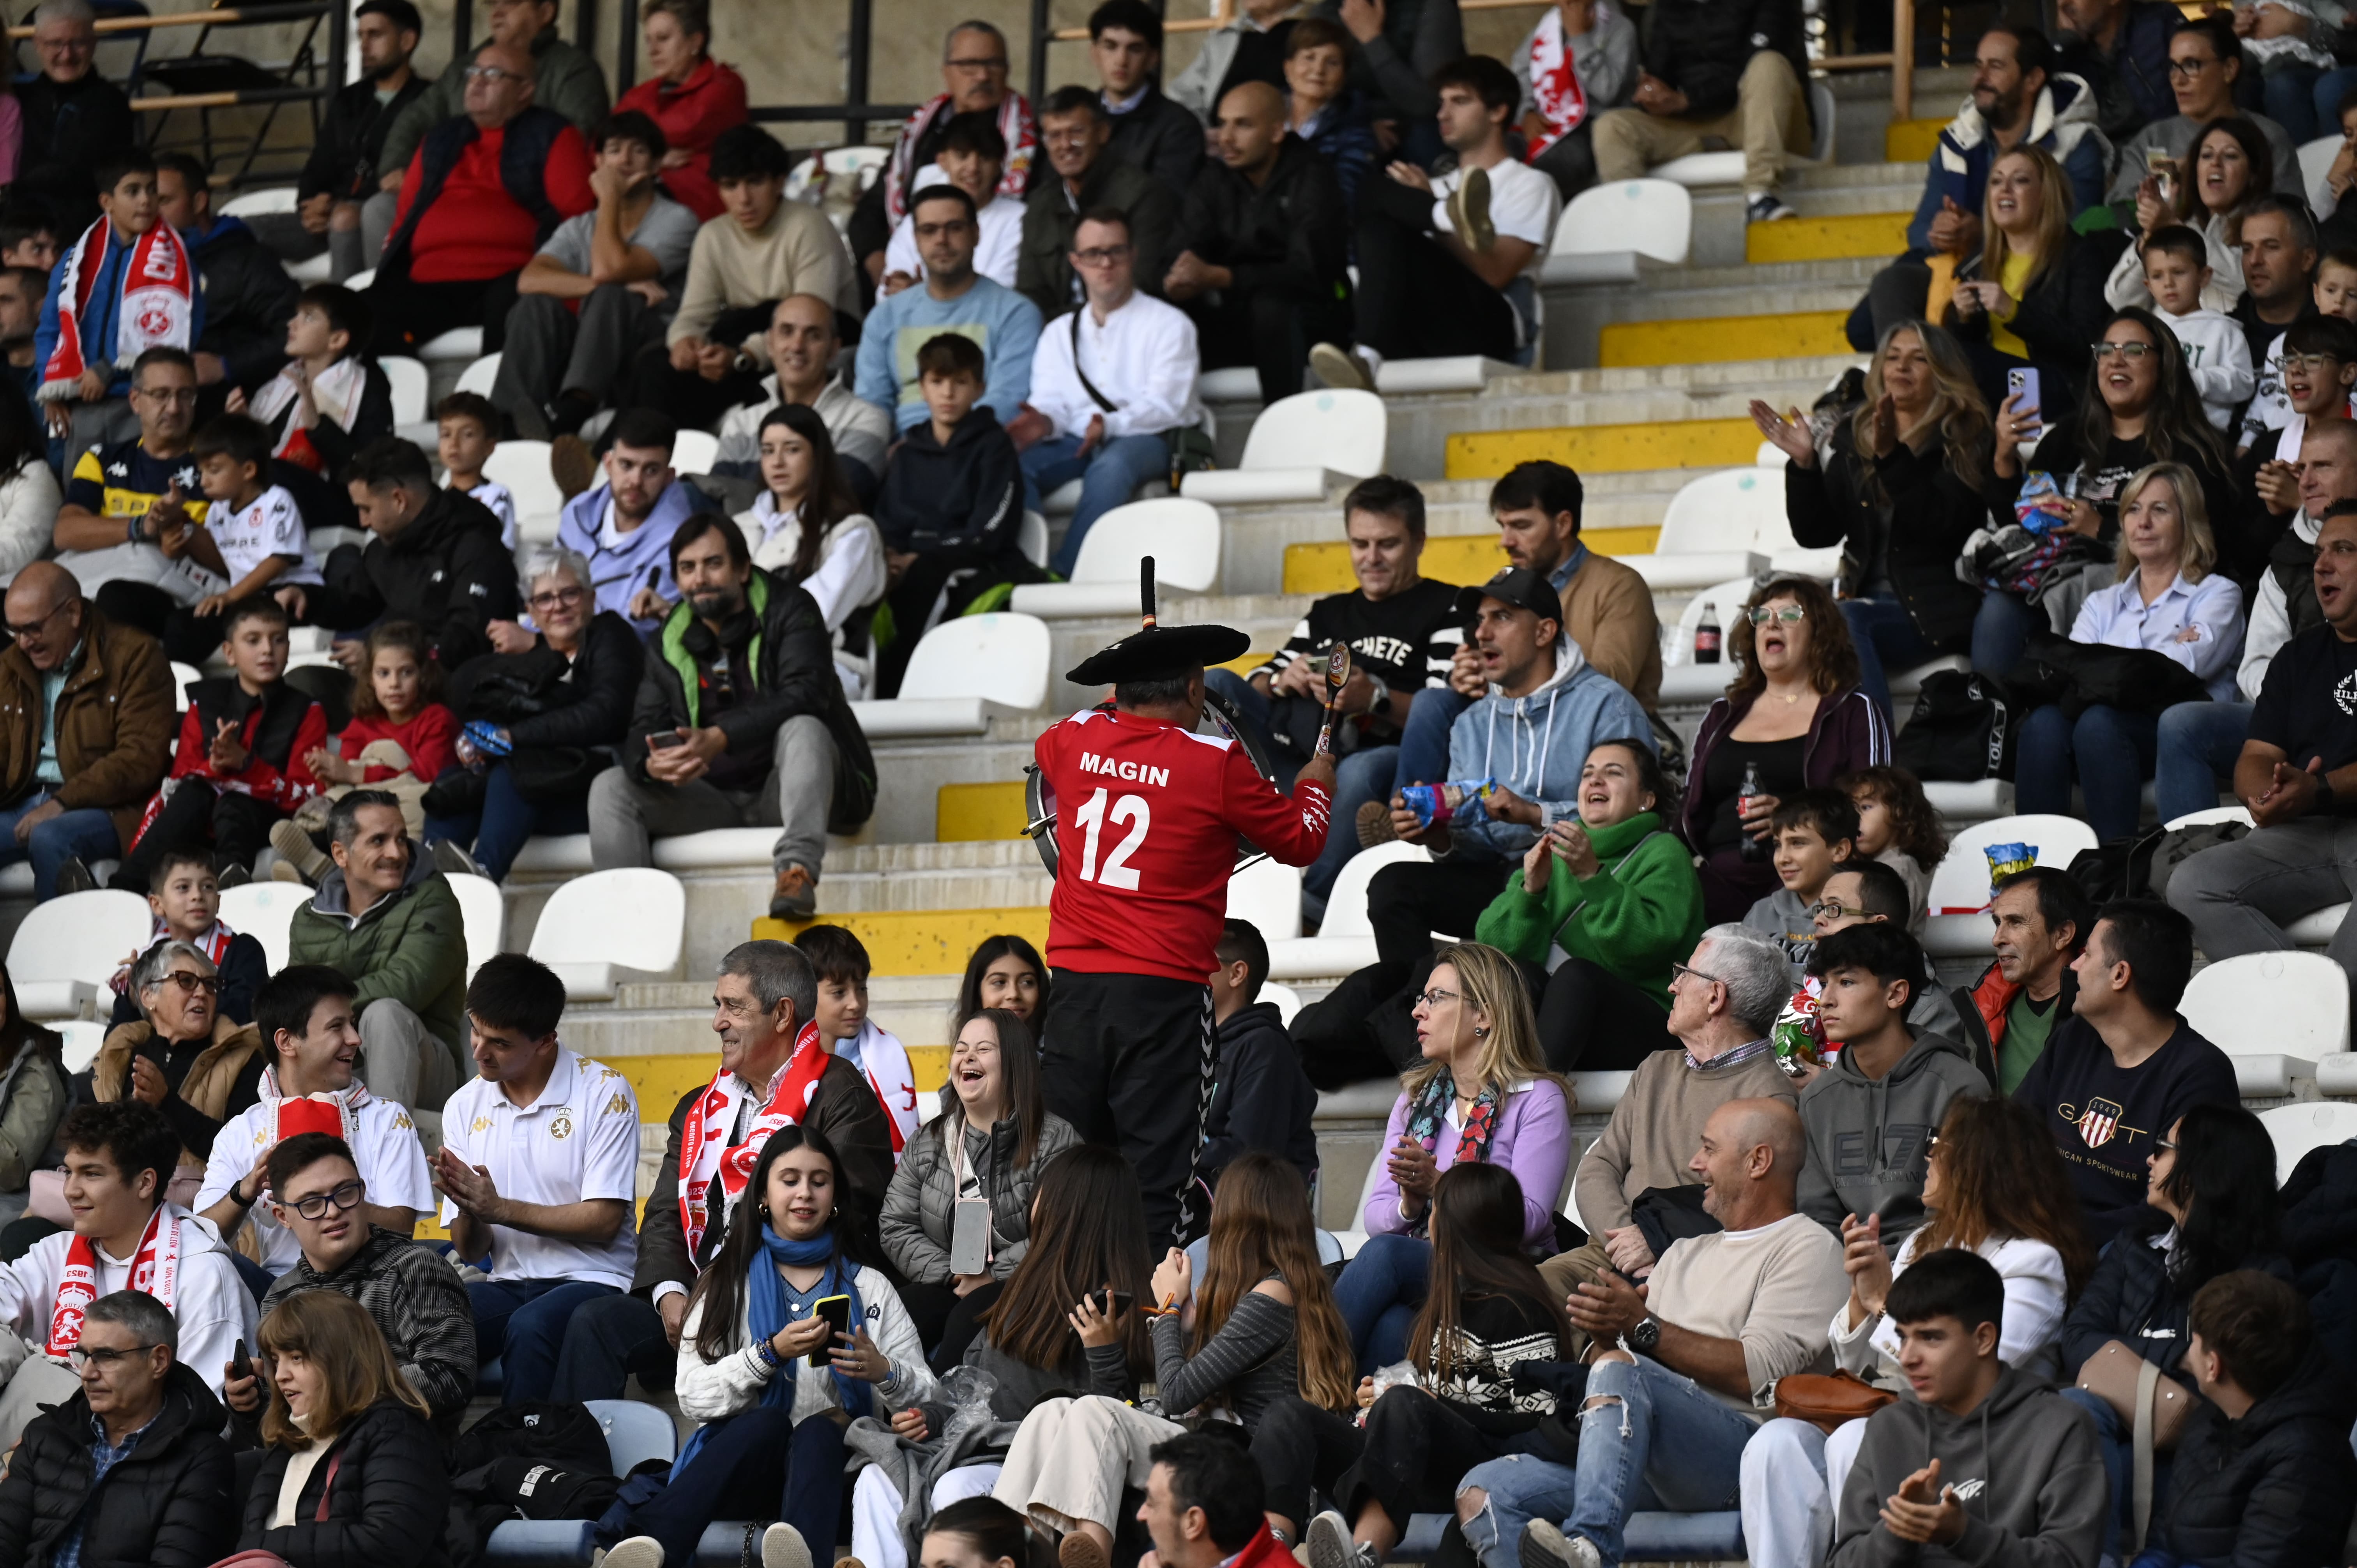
[12, 0, 137, 232]
[855, 185, 1043, 434]
[371, 0, 609, 206]
[194, 966, 431, 1280]
[369, 38, 596, 356]
[1781, 859, 1964, 1047]
[311, 437, 519, 674]
[0, 1288, 237, 1568]
[2105, 15, 2302, 207]
[850, 21, 1037, 288]
[0, 1101, 255, 1443]
[0, 560, 173, 901]
[51, 347, 209, 606]
[221, 1129, 475, 1438]
[1016, 85, 1176, 319]
[1021, 210, 1200, 576]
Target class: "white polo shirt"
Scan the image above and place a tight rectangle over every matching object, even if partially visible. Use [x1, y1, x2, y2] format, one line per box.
[439, 1047, 641, 1290]
[194, 1092, 435, 1274]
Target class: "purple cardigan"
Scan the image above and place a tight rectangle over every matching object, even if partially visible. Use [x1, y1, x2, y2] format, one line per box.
[1364, 1079, 1573, 1248]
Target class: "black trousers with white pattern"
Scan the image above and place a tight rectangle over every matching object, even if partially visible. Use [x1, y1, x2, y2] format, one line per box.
[1041, 968, 1216, 1254]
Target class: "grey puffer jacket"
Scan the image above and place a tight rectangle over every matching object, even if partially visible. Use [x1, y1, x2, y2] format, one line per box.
[879, 1106, 1081, 1285]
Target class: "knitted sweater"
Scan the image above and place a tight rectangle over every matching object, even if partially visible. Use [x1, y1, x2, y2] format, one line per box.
[1473, 810, 1705, 1006]
[1571, 1043, 1797, 1233]
[1151, 1284, 1299, 1429]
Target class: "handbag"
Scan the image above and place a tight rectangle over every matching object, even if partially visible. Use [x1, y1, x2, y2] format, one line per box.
[205, 1453, 341, 1568]
[1772, 1370, 1896, 1433]
[2076, 1340, 2192, 1550]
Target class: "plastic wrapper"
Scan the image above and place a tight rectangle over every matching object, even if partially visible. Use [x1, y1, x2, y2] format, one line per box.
[1399, 779, 1498, 830]
[1984, 841, 2037, 900]
[2014, 472, 2075, 534]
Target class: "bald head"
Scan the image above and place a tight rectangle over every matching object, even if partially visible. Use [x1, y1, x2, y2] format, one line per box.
[5, 562, 84, 673]
[766, 293, 839, 399]
[465, 40, 536, 128]
[1215, 80, 1288, 177]
[1691, 1096, 1804, 1225]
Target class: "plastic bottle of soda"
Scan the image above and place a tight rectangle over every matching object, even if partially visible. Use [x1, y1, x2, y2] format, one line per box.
[1738, 760, 1767, 862]
[1694, 606, 1722, 664]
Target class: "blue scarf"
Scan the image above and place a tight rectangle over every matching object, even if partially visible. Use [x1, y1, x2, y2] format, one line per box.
[674, 1230, 872, 1477]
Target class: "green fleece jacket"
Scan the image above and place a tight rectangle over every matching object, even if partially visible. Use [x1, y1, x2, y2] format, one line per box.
[288, 850, 470, 1075]
[1473, 810, 1705, 1010]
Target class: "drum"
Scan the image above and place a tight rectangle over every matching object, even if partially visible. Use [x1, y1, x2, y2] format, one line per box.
[1023, 689, 1280, 876]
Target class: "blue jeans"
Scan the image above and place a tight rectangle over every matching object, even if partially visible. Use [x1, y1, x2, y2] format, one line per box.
[2266, 64, 2327, 141]
[1971, 589, 2041, 680]
[2061, 1385, 2163, 1556]
[2155, 701, 2249, 825]
[1840, 595, 1934, 723]
[1307, 745, 1397, 921]
[0, 790, 120, 900]
[613, 1403, 846, 1563]
[469, 1277, 619, 1404]
[1204, 667, 1302, 787]
[424, 761, 594, 884]
[1459, 1356, 1755, 1568]
[1334, 1231, 1431, 1374]
[1019, 431, 1171, 578]
[2016, 702, 2159, 845]
[1392, 687, 1472, 794]
[2320, 67, 2357, 133]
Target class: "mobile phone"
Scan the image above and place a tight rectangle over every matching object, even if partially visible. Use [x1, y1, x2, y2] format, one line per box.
[949, 1198, 991, 1276]
[2006, 367, 2042, 442]
[809, 1294, 852, 1366]
[1090, 1288, 1136, 1317]
[647, 732, 688, 750]
[2147, 151, 2179, 185]
[230, 1338, 252, 1383]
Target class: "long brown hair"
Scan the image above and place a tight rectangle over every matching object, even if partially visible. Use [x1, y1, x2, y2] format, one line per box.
[1975, 145, 2073, 299]
[1848, 321, 1991, 493]
[758, 403, 861, 584]
[1406, 1162, 1571, 1383]
[258, 1289, 429, 1450]
[2075, 308, 2234, 479]
[2175, 116, 2270, 226]
[349, 619, 444, 722]
[980, 1143, 1153, 1376]
[1726, 575, 1861, 705]
[1910, 1095, 2095, 1298]
[687, 1125, 863, 1362]
[1191, 1151, 1355, 1411]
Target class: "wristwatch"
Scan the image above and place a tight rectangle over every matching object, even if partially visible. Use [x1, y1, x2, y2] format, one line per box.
[1626, 1316, 1661, 1354]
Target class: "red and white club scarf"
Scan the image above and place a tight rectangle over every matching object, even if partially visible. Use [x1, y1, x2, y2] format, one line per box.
[46, 1206, 183, 1357]
[39, 216, 194, 402]
[261, 1067, 372, 1146]
[1525, 7, 1592, 155]
[678, 1021, 832, 1257]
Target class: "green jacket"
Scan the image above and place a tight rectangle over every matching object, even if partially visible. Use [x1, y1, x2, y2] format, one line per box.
[289, 848, 470, 1074]
[378, 26, 610, 181]
[1473, 810, 1704, 1011]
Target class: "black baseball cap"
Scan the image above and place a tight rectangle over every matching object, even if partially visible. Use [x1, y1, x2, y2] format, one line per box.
[1454, 567, 1562, 626]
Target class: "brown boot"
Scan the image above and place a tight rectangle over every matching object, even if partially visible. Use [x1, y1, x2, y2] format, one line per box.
[1355, 798, 1397, 848]
[549, 434, 596, 501]
[769, 863, 816, 920]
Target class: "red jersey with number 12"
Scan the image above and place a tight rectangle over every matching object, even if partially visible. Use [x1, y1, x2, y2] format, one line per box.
[1037, 707, 1332, 982]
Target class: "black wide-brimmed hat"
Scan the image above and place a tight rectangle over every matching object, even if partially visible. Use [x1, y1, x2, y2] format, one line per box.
[1065, 557, 1250, 686]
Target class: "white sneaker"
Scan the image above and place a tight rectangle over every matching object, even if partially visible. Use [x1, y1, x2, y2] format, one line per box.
[1308, 342, 1377, 392]
[599, 1537, 665, 1568]
[760, 1522, 813, 1568]
[1745, 192, 1798, 222]
[1306, 1510, 1378, 1568]
[1520, 1521, 1601, 1568]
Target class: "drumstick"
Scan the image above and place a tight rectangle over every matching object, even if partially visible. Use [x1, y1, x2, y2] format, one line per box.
[1314, 643, 1352, 758]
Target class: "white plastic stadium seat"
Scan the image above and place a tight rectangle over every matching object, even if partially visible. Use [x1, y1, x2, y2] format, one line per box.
[380, 355, 429, 427]
[1179, 389, 1385, 505]
[447, 872, 506, 977]
[1657, 576, 1761, 705]
[1371, 357, 1515, 394]
[1926, 814, 2097, 912]
[1018, 509, 1050, 567]
[671, 429, 719, 476]
[2288, 903, 2352, 948]
[1756, 440, 1787, 466]
[1196, 366, 1264, 402]
[2181, 952, 2349, 1097]
[526, 867, 686, 1000]
[848, 612, 1052, 736]
[2259, 1102, 2357, 1184]
[508, 833, 594, 876]
[647, 828, 777, 871]
[170, 660, 200, 712]
[8, 890, 151, 1019]
[454, 353, 502, 399]
[1655, 81, 1834, 187]
[218, 185, 300, 217]
[1267, 841, 1428, 980]
[219, 881, 313, 973]
[55, 1018, 105, 1075]
[2301, 133, 2342, 220]
[2164, 805, 2253, 831]
[420, 328, 484, 364]
[482, 439, 565, 545]
[345, 267, 376, 290]
[1010, 499, 1220, 619]
[1540, 179, 1691, 287]
[1227, 856, 1303, 942]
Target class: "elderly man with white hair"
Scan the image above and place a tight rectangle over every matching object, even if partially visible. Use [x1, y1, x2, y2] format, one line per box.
[14, 0, 138, 230]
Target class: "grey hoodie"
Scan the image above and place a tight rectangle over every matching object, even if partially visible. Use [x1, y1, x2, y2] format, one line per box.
[1442, 639, 1653, 862]
[1830, 1363, 2108, 1568]
[1796, 1029, 1991, 1247]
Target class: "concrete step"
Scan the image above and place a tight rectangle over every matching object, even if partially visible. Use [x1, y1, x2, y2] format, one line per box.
[1748, 210, 1914, 265]
[1539, 257, 1881, 371]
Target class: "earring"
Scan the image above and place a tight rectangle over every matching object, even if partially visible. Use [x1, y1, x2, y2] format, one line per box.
[1473, 1026, 1488, 1038]
[759, 1204, 771, 1219]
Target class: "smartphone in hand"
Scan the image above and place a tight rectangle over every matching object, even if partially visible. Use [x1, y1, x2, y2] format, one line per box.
[810, 1294, 852, 1367]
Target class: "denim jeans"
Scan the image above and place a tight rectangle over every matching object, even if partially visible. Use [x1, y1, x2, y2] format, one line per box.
[0, 790, 119, 900]
[424, 761, 594, 884]
[2060, 1384, 2164, 1555]
[1459, 1356, 1756, 1567]
[1839, 595, 1934, 722]
[1307, 745, 1398, 921]
[2320, 67, 2357, 133]
[1392, 687, 1472, 794]
[469, 1277, 620, 1404]
[2154, 701, 2249, 825]
[1971, 589, 2042, 680]
[2268, 63, 2327, 141]
[2165, 816, 2357, 991]
[614, 1403, 846, 1563]
[1333, 1231, 1431, 1374]
[1020, 431, 1171, 578]
[2015, 702, 2159, 845]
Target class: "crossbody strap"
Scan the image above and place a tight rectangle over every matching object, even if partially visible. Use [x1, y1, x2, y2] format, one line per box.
[1068, 309, 1122, 415]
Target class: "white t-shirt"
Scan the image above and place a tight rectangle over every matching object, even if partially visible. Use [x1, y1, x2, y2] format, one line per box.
[438, 1047, 641, 1289]
[1431, 157, 1562, 279]
[206, 483, 323, 588]
[0, 1204, 257, 1395]
[194, 1091, 435, 1274]
[470, 480, 519, 552]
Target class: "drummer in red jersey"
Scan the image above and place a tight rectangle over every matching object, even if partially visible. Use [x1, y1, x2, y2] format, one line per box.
[1035, 582, 1336, 1249]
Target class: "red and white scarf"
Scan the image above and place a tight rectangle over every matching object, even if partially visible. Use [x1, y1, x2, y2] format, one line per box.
[1525, 7, 1592, 154]
[46, 1206, 183, 1357]
[677, 1022, 833, 1259]
[247, 356, 368, 472]
[39, 217, 195, 402]
[885, 94, 1036, 222]
[260, 1066, 372, 1148]
[850, 1019, 920, 1157]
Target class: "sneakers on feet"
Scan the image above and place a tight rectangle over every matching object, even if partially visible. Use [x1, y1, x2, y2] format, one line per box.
[759, 1522, 811, 1568]
[269, 818, 329, 882]
[599, 1536, 666, 1568]
[1058, 1534, 1110, 1568]
[1309, 342, 1376, 392]
[1520, 1522, 1601, 1568]
[1307, 1510, 1378, 1568]
[431, 838, 484, 879]
[1448, 163, 1495, 252]
[1745, 192, 1797, 223]
[1355, 797, 1398, 849]
[217, 863, 251, 890]
[270, 858, 310, 885]
[550, 434, 597, 500]
[769, 863, 816, 920]
[53, 856, 95, 895]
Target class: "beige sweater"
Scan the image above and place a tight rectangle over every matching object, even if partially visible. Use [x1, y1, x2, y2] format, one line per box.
[1571, 1045, 1796, 1233]
[669, 202, 853, 348]
[1645, 1210, 1848, 1413]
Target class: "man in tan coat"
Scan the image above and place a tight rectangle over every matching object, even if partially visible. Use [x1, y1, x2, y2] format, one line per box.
[0, 561, 174, 899]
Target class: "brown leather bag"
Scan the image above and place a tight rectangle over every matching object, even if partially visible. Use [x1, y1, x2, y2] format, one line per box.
[1772, 1370, 1897, 1433]
[2075, 1340, 2193, 1549]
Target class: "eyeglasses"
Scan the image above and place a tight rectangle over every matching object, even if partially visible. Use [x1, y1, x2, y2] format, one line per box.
[69, 1344, 151, 1368]
[2155, 1136, 2179, 1153]
[2284, 353, 2345, 373]
[1744, 606, 1806, 625]
[1670, 961, 1726, 987]
[155, 971, 221, 996]
[528, 586, 585, 611]
[1413, 987, 1463, 1008]
[1807, 900, 1872, 922]
[286, 1178, 366, 1220]
[1072, 245, 1131, 265]
[2090, 341, 2159, 360]
[2165, 56, 2217, 77]
[4, 598, 68, 639]
[464, 64, 521, 81]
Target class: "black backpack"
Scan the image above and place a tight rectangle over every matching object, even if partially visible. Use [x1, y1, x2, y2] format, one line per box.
[451, 1400, 614, 1478]
[1896, 670, 2016, 782]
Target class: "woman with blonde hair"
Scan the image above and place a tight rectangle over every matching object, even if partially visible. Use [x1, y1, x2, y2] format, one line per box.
[2016, 460, 2246, 842]
[1944, 143, 2112, 416]
[236, 1289, 447, 1567]
[1752, 318, 1994, 715]
[1330, 942, 1570, 1371]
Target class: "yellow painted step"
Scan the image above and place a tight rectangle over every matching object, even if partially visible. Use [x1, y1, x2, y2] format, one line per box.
[1600, 311, 1851, 368]
[754, 907, 1052, 973]
[1282, 524, 1663, 595]
[599, 1045, 954, 1123]
[1746, 212, 1910, 264]
[1447, 419, 1760, 480]
[1885, 117, 1944, 164]
[938, 780, 1031, 841]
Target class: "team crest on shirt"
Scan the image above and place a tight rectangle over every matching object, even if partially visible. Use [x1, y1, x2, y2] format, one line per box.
[550, 1111, 574, 1140]
[2077, 1097, 2126, 1149]
[394, 1111, 413, 1130]
[471, 1115, 491, 1134]
[606, 1094, 629, 1117]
